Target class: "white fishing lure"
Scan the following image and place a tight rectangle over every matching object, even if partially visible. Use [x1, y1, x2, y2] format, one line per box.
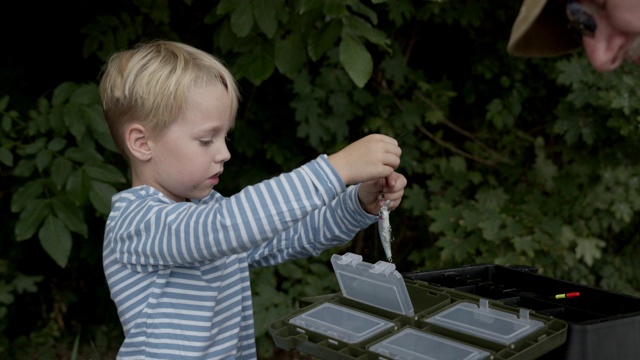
[378, 200, 393, 262]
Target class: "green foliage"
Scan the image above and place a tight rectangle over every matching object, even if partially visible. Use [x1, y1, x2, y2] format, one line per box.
[2, 83, 126, 268]
[2, 0, 640, 358]
[209, 0, 390, 87]
[0, 260, 43, 351]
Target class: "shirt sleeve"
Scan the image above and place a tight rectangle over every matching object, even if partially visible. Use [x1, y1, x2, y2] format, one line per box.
[246, 183, 377, 268]
[105, 155, 354, 270]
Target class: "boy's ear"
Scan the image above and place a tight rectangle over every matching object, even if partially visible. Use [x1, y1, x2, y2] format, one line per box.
[125, 123, 152, 161]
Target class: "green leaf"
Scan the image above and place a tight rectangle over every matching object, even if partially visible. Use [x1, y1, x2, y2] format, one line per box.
[230, 0, 253, 37]
[427, 205, 458, 233]
[83, 161, 126, 184]
[15, 199, 49, 241]
[63, 106, 87, 141]
[64, 146, 104, 163]
[478, 212, 502, 241]
[13, 273, 44, 294]
[275, 33, 305, 77]
[51, 82, 77, 106]
[342, 14, 389, 50]
[253, 0, 278, 38]
[323, 0, 348, 16]
[82, 103, 115, 152]
[460, 206, 483, 229]
[533, 136, 558, 190]
[402, 185, 429, 216]
[216, 0, 240, 14]
[10, 179, 45, 213]
[486, 98, 506, 129]
[307, 20, 342, 61]
[234, 51, 275, 85]
[0, 147, 13, 167]
[511, 235, 537, 257]
[51, 195, 88, 237]
[575, 237, 605, 267]
[71, 332, 80, 360]
[308, 262, 331, 275]
[49, 107, 66, 135]
[11, 159, 36, 177]
[0, 96, 8, 111]
[380, 53, 406, 84]
[448, 156, 467, 173]
[38, 215, 72, 268]
[346, 0, 379, 24]
[51, 157, 74, 190]
[23, 137, 47, 155]
[300, 0, 324, 14]
[2, 113, 12, 132]
[94, 130, 118, 153]
[0, 280, 15, 305]
[90, 181, 117, 215]
[66, 168, 93, 205]
[47, 138, 67, 152]
[35, 150, 53, 172]
[215, 20, 238, 53]
[475, 188, 508, 209]
[69, 84, 100, 105]
[338, 32, 372, 88]
[611, 202, 633, 223]
[277, 261, 303, 280]
[83, 104, 109, 134]
[436, 234, 476, 262]
[35, 112, 51, 134]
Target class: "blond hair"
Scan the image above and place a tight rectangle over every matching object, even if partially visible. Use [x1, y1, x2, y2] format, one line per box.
[99, 40, 240, 155]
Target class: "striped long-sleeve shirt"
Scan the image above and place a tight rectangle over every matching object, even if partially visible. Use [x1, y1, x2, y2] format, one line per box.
[103, 155, 377, 359]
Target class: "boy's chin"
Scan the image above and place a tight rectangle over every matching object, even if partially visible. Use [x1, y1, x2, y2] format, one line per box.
[190, 188, 213, 200]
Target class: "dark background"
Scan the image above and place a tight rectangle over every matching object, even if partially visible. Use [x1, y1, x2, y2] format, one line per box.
[0, 1, 106, 110]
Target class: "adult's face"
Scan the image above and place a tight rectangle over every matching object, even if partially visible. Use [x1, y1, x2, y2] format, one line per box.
[579, 0, 640, 72]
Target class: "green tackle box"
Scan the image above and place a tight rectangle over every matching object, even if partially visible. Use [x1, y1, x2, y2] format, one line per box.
[269, 253, 568, 360]
[402, 264, 640, 360]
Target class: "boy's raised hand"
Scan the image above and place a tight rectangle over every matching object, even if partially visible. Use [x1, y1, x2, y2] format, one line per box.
[328, 134, 402, 186]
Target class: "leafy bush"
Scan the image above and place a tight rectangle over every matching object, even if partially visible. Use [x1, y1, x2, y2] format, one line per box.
[1, 0, 639, 358]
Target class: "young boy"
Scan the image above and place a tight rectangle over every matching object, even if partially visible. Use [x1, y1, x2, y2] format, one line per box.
[99, 40, 406, 359]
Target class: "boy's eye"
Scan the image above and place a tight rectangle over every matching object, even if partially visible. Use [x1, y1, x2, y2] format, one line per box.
[199, 140, 213, 146]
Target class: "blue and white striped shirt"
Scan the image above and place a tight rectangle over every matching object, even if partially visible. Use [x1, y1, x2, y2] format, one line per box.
[103, 155, 377, 359]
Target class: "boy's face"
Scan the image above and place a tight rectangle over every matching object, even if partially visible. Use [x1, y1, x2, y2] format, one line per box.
[146, 84, 233, 202]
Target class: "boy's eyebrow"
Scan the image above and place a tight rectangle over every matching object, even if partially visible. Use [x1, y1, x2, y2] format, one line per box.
[195, 124, 233, 135]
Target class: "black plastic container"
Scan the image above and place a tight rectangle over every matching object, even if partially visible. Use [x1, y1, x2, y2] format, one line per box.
[403, 264, 640, 360]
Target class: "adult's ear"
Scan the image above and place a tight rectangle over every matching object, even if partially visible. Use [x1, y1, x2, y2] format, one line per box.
[125, 123, 152, 161]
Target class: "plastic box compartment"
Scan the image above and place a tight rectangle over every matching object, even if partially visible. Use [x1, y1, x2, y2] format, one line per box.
[270, 253, 567, 360]
[403, 264, 640, 360]
[369, 327, 491, 360]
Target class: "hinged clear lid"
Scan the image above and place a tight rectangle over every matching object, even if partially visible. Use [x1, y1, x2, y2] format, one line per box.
[424, 299, 544, 345]
[331, 252, 414, 317]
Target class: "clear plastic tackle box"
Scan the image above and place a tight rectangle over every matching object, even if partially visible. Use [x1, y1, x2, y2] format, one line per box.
[270, 253, 568, 360]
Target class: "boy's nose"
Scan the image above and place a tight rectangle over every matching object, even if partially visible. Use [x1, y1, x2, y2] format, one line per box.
[216, 143, 231, 163]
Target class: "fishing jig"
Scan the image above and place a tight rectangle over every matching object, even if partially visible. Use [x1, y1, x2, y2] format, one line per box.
[378, 200, 393, 262]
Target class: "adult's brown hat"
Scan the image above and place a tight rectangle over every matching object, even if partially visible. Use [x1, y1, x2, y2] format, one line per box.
[507, 0, 582, 57]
